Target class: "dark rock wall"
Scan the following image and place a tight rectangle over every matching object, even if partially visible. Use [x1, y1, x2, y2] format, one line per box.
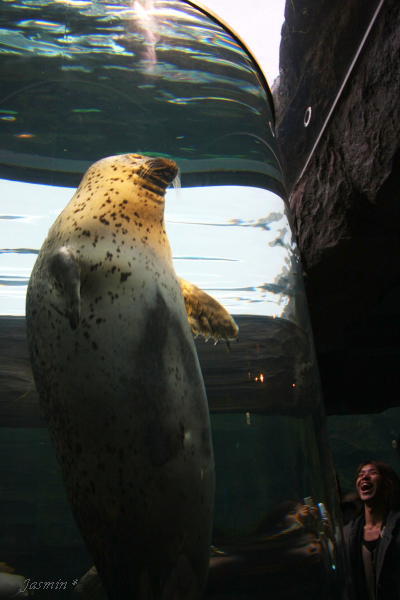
[275, 0, 382, 187]
[275, 0, 400, 414]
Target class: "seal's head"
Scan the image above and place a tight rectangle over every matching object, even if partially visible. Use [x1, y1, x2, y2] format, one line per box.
[59, 153, 179, 255]
[80, 153, 179, 197]
[133, 154, 179, 191]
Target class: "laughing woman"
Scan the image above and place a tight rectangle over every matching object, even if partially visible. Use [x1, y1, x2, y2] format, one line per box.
[344, 460, 400, 600]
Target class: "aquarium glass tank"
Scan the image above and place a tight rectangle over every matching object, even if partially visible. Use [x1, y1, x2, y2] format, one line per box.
[0, 0, 346, 598]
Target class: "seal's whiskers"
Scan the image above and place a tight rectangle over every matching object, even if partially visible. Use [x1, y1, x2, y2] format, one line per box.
[171, 170, 181, 202]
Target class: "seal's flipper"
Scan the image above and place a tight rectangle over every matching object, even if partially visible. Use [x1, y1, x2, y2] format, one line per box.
[179, 278, 238, 342]
[48, 246, 81, 329]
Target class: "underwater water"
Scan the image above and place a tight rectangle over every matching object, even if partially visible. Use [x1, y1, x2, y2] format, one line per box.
[0, 0, 281, 192]
[0, 0, 345, 598]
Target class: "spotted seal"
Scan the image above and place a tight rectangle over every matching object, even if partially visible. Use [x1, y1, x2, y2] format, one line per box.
[26, 154, 238, 600]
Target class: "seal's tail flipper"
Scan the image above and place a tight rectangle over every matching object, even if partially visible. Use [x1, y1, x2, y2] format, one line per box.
[48, 246, 81, 329]
[178, 278, 238, 343]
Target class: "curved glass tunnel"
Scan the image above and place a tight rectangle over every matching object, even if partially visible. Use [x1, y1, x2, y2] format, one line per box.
[0, 1, 346, 598]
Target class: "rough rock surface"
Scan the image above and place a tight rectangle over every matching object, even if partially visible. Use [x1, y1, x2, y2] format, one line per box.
[275, 0, 400, 413]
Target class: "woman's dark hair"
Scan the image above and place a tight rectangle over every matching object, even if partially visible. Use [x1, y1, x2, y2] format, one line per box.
[356, 460, 400, 510]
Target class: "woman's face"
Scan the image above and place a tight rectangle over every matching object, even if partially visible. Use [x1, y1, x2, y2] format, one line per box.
[356, 464, 384, 503]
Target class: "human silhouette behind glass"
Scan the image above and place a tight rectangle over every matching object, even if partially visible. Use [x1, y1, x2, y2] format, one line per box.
[207, 499, 325, 599]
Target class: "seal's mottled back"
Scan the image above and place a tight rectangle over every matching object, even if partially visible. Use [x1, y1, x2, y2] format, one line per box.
[26, 153, 238, 600]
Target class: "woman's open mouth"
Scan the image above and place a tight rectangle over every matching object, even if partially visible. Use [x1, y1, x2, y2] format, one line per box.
[361, 483, 373, 491]
[359, 481, 374, 496]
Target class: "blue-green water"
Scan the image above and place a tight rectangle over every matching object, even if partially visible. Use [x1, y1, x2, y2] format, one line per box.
[0, 408, 338, 599]
[0, 428, 91, 597]
[0, 0, 282, 191]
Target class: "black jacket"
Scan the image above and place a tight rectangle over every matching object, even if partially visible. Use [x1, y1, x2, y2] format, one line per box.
[344, 510, 400, 600]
